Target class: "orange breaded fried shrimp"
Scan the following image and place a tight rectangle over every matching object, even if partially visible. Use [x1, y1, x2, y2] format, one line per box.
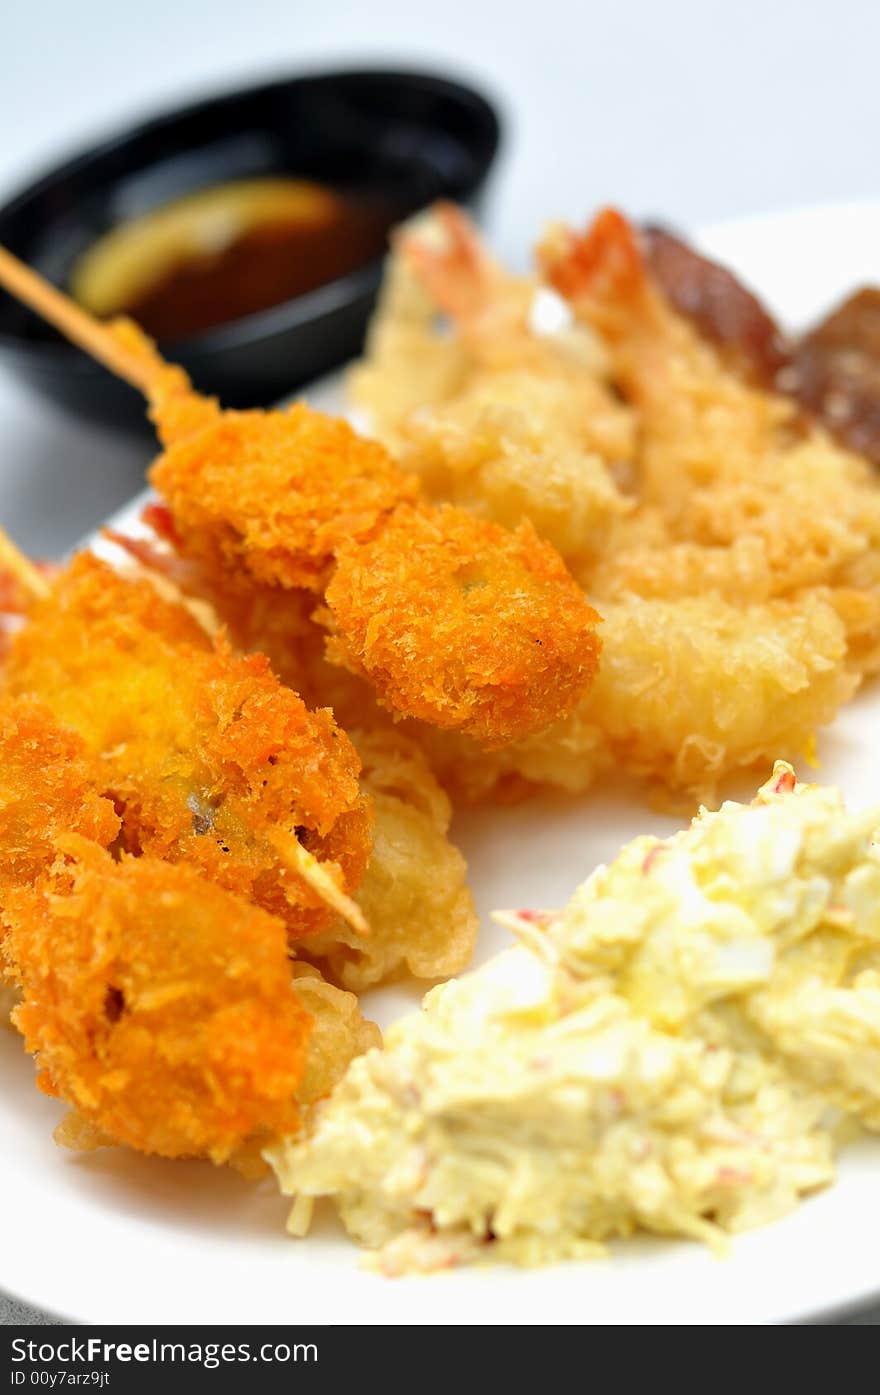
[3, 553, 371, 938]
[325, 504, 600, 746]
[3, 843, 312, 1161]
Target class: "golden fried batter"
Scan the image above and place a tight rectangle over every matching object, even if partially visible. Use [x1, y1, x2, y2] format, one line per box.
[303, 729, 478, 990]
[288, 962, 381, 1104]
[151, 405, 417, 593]
[137, 336, 601, 745]
[4, 553, 371, 937]
[359, 204, 635, 578]
[4, 843, 312, 1162]
[0, 697, 120, 900]
[325, 504, 601, 748]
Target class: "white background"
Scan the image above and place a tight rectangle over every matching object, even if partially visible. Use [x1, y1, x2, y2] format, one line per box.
[1, 0, 879, 1324]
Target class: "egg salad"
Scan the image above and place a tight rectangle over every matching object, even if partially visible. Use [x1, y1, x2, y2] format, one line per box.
[268, 763, 880, 1273]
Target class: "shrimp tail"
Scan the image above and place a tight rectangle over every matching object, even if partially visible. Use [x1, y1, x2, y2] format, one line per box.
[400, 201, 501, 329]
[539, 207, 648, 315]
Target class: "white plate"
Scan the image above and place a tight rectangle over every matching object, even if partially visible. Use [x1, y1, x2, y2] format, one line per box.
[5, 201, 880, 1326]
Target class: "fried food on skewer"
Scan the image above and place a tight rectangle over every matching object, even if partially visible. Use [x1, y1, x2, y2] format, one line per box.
[2, 549, 371, 939]
[101, 524, 480, 986]
[0, 695, 379, 1161]
[0, 693, 119, 1027]
[4, 843, 311, 1162]
[4, 841, 344, 1162]
[0, 245, 602, 750]
[66, 527, 480, 989]
[145, 393, 600, 750]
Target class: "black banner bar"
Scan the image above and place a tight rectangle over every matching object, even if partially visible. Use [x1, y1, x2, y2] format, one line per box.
[2, 1327, 555, 1390]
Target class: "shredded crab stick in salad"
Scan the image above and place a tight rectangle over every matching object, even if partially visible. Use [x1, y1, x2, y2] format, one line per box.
[0, 245, 602, 749]
[271, 762, 880, 1273]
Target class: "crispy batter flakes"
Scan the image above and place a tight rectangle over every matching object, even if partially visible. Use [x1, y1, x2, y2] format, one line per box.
[325, 504, 601, 748]
[4, 846, 312, 1162]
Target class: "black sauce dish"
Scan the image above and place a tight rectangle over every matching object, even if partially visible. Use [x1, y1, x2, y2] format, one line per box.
[0, 68, 501, 431]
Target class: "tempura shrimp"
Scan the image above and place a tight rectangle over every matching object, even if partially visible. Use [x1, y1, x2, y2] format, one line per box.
[541, 210, 880, 665]
[352, 205, 635, 578]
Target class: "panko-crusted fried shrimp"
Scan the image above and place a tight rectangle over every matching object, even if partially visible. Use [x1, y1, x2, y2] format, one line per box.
[354, 205, 634, 578]
[303, 728, 478, 990]
[3, 842, 313, 1162]
[0, 249, 601, 748]
[3, 552, 371, 938]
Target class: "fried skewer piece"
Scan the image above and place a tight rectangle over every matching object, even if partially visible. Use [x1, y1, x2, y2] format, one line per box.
[2, 546, 371, 938]
[3, 841, 314, 1162]
[0, 699, 378, 1161]
[0, 246, 601, 749]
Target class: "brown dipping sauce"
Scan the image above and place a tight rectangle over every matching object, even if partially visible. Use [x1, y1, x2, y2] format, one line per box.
[124, 201, 390, 340]
[71, 178, 394, 342]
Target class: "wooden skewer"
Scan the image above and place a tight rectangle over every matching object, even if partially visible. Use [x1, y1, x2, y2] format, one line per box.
[268, 827, 369, 936]
[0, 245, 155, 396]
[0, 525, 50, 600]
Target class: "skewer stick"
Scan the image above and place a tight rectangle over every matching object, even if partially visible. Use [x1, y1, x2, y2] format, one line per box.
[0, 525, 50, 600]
[268, 827, 369, 936]
[0, 245, 155, 396]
